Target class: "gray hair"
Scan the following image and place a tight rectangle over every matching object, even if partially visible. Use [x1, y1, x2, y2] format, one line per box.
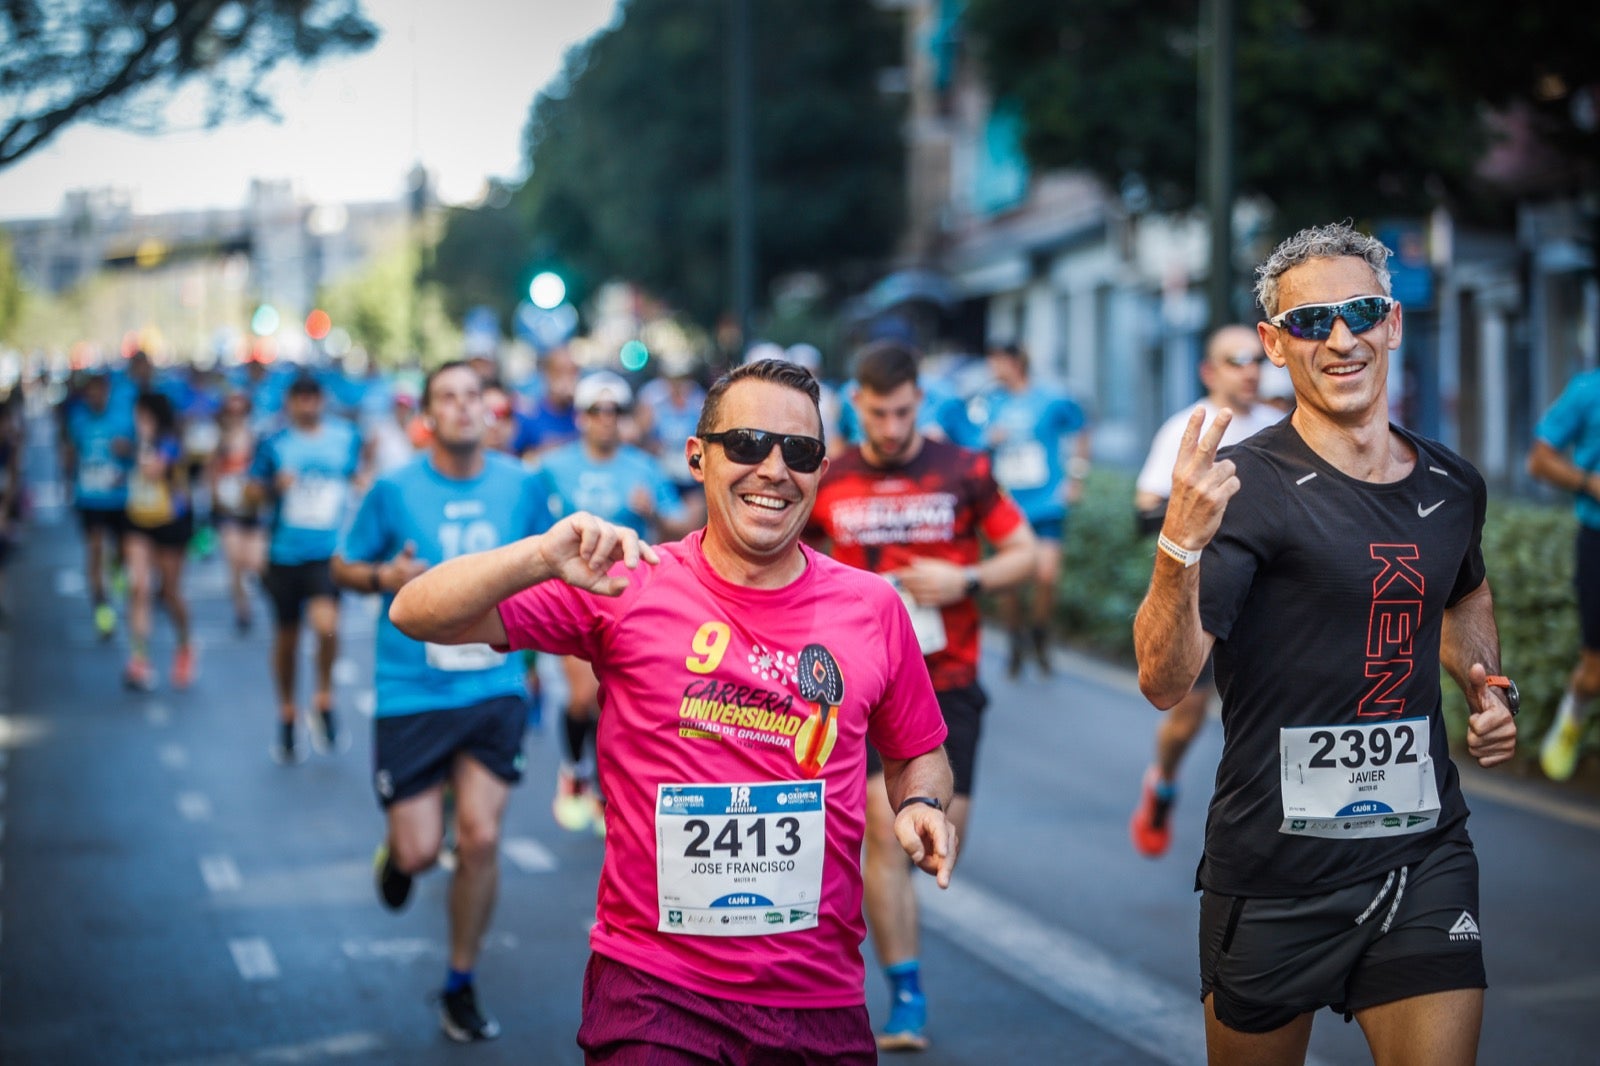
[1253, 222, 1392, 317]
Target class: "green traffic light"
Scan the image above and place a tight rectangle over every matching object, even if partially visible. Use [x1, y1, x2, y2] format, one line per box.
[529, 271, 567, 310]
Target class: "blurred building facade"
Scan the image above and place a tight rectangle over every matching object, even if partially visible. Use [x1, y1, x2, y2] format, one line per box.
[883, 0, 1596, 491]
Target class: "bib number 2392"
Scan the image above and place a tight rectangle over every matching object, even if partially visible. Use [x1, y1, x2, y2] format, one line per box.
[1279, 717, 1440, 839]
[656, 781, 824, 937]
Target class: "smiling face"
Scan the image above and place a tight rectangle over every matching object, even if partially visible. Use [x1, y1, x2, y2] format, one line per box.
[1259, 255, 1401, 429]
[693, 378, 827, 584]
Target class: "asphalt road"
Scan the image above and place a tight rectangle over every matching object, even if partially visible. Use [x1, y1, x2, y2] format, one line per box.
[2, 412, 1596, 1065]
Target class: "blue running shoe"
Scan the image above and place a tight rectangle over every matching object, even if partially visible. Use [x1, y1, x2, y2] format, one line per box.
[877, 988, 929, 1052]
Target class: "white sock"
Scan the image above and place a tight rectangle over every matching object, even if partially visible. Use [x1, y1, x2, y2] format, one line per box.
[1558, 691, 1592, 729]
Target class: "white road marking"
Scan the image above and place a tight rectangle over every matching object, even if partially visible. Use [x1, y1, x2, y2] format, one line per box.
[228, 937, 280, 981]
[332, 658, 360, 686]
[1456, 764, 1600, 833]
[200, 855, 242, 893]
[917, 878, 1333, 1066]
[176, 792, 212, 821]
[54, 569, 85, 597]
[502, 836, 558, 873]
[145, 703, 172, 727]
[158, 743, 189, 769]
[340, 931, 518, 964]
[175, 1030, 387, 1065]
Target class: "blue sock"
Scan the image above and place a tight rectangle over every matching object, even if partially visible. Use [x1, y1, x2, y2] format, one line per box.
[886, 960, 922, 997]
[1154, 778, 1178, 802]
[444, 968, 473, 994]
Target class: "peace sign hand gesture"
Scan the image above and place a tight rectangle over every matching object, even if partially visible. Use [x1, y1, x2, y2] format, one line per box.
[1161, 406, 1242, 559]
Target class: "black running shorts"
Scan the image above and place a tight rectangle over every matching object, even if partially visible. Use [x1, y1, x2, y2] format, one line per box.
[77, 506, 126, 538]
[371, 694, 530, 808]
[1199, 835, 1486, 1033]
[1575, 525, 1600, 650]
[866, 681, 988, 796]
[261, 559, 337, 627]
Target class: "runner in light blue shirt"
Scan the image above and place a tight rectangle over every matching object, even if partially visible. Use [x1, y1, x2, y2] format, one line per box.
[533, 371, 691, 835]
[63, 371, 135, 638]
[331, 360, 543, 1043]
[976, 342, 1090, 677]
[246, 374, 364, 765]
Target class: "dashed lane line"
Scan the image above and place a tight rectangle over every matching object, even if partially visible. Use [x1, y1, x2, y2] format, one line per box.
[200, 855, 242, 893]
[227, 937, 280, 981]
[917, 877, 1334, 1066]
[172, 1030, 388, 1065]
[177, 791, 212, 822]
[502, 836, 558, 873]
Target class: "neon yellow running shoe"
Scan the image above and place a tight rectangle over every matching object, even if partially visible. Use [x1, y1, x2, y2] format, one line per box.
[94, 603, 116, 639]
[1541, 717, 1585, 782]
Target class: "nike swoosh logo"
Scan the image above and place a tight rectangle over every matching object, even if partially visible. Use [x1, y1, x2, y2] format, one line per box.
[1417, 500, 1445, 517]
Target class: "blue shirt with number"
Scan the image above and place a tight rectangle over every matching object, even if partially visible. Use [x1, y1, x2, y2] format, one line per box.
[251, 418, 363, 563]
[340, 453, 548, 717]
[977, 385, 1086, 523]
[68, 405, 135, 510]
[1536, 368, 1600, 531]
[535, 441, 684, 537]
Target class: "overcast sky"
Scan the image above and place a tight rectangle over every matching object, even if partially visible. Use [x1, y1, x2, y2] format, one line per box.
[0, 0, 620, 220]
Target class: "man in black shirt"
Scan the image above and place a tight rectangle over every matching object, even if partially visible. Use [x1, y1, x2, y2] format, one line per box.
[1133, 222, 1517, 1065]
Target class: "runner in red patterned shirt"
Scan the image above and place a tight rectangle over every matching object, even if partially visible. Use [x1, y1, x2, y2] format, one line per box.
[806, 340, 1036, 1051]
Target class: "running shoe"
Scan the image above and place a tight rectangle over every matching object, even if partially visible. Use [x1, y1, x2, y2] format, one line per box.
[122, 654, 157, 692]
[1006, 629, 1025, 680]
[171, 645, 196, 690]
[271, 725, 304, 766]
[1541, 715, 1585, 782]
[1031, 625, 1054, 676]
[552, 767, 595, 832]
[587, 791, 608, 840]
[93, 603, 116, 640]
[877, 988, 929, 1052]
[373, 842, 413, 911]
[438, 984, 501, 1043]
[309, 708, 340, 755]
[1130, 767, 1176, 858]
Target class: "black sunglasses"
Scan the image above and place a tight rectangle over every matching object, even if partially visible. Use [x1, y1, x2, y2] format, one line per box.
[1268, 296, 1394, 341]
[701, 428, 826, 473]
[1222, 352, 1268, 368]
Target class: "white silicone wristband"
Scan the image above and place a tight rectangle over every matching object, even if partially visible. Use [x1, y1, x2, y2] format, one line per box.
[1157, 534, 1203, 567]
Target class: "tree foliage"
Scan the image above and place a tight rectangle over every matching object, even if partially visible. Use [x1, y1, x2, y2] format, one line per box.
[965, 0, 1600, 235]
[0, 0, 378, 168]
[318, 240, 460, 369]
[433, 0, 905, 333]
[0, 232, 21, 342]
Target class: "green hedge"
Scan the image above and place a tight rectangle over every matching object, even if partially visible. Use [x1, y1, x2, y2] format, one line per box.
[1050, 470, 1585, 769]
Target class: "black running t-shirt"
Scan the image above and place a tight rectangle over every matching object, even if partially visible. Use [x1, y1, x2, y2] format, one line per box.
[1196, 419, 1486, 897]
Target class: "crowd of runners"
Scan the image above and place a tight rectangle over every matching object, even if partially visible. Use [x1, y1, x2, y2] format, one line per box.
[29, 222, 1545, 1064]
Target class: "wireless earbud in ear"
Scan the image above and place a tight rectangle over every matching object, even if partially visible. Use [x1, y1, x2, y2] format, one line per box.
[689, 453, 701, 469]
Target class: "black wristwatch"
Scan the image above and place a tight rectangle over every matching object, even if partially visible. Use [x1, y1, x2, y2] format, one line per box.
[1486, 675, 1519, 716]
[962, 566, 981, 597]
[896, 796, 944, 815]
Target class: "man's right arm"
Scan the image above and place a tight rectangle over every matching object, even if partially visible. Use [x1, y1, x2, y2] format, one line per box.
[1132, 407, 1237, 709]
[1527, 439, 1600, 498]
[390, 512, 659, 649]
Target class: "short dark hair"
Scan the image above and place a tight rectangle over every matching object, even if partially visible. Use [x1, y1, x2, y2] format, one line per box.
[697, 359, 822, 439]
[422, 359, 476, 411]
[135, 390, 177, 436]
[988, 341, 1030, 374]
[853, 340, 921, 395]
[287, 373, 323, 398]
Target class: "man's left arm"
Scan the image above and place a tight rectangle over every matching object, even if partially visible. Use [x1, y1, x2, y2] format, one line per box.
[1440, 578, 1518, 768]
[880, 748, 957, 888]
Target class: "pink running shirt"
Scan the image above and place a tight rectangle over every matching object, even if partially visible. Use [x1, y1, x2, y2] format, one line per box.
[497, 529, 948, 1008]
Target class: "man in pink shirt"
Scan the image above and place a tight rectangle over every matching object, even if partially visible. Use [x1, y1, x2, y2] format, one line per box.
[392, 358, 956, 1064]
